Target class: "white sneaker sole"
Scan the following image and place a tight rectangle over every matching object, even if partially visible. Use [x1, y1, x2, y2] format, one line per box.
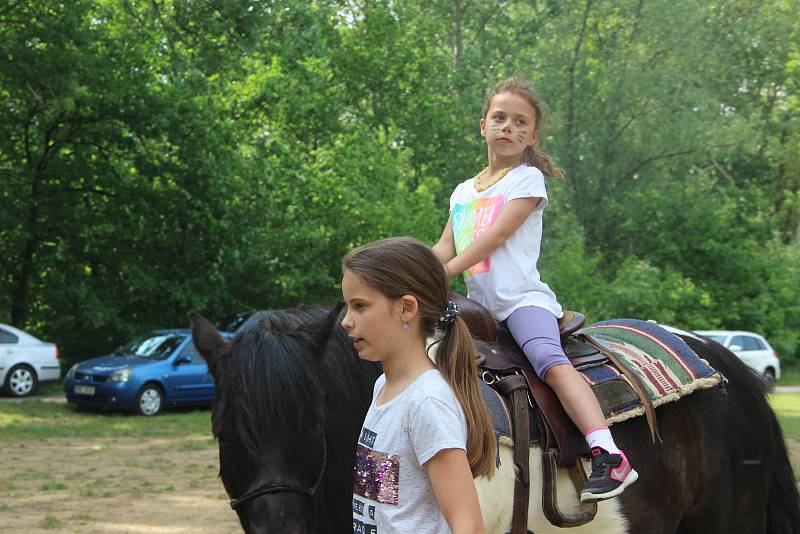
[580, 468, 639, 503]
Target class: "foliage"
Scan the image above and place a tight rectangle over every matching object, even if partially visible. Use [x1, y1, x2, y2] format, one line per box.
[0, 0, 797, 364]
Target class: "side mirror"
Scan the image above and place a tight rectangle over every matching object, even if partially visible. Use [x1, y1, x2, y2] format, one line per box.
[174, 355, 192, 365]
[728, 344, 742, 352]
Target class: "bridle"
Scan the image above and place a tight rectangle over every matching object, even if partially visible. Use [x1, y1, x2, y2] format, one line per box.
[228, 437, 327, 511]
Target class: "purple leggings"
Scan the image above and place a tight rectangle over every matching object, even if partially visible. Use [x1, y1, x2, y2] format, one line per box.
[506, 306, 570, 380]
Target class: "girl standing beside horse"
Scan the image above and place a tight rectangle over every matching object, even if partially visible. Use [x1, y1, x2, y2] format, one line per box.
[432, 75, 636, 502]
[342, 236, 495, 534]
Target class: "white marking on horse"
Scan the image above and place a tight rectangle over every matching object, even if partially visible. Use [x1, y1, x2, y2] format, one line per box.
[475, 440, 629, 533]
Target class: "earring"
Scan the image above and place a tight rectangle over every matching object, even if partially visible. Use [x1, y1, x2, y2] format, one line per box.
[403, 322, 409, 330]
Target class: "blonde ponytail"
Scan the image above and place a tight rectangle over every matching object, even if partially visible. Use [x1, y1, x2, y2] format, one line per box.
[436, 318, 496, 478]
[522, 145, 564, 178]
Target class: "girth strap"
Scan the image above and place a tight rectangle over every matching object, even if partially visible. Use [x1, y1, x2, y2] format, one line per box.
[494, 374, 530, 534]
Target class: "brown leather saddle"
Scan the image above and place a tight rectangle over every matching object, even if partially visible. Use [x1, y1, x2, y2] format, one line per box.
[452, 294, 658, 534]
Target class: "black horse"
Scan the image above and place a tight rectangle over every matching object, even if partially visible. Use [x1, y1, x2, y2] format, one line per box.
[190, 305, 800, 534]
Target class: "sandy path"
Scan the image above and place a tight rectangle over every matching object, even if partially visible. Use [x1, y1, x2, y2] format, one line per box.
[1, 436, 797, 533]
[0, 436, 240, 533]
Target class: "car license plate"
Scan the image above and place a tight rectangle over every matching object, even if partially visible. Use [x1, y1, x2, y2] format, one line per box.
[75, 385, 95, 396]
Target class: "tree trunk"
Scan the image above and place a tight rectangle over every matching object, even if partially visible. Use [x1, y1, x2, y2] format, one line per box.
[453, 0, 463, 67]
[564, 0, 593, 219]
[10, 176, 39, 326]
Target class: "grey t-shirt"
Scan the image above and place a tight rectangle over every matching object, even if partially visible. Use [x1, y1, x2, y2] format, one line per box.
[352, 369, 468, 534]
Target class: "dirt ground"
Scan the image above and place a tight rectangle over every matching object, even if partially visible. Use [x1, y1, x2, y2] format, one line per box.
[1, 437, 798, 533]
[0, 436, 240, 533]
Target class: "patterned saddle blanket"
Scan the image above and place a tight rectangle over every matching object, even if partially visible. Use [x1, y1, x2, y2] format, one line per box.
[480, 318, 723, 442]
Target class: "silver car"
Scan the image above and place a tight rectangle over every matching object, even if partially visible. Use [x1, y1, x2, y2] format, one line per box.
[695, 330, 781, 390]
[0, 323, 61, 397]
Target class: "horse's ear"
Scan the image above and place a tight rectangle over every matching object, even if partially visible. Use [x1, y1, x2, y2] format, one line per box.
[308, 302, 345, 359]
[188, 311, 229, 377]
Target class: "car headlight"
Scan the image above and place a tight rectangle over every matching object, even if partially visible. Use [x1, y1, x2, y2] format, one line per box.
[110, 368, 132, 382]
[66, 364, 78, 379]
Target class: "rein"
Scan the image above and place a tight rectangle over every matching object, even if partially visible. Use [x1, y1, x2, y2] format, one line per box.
[229, 437, 327, 511]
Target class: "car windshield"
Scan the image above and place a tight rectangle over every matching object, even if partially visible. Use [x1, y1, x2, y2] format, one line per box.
[706, 335, 726, 344]
[114, 333, 186, 360]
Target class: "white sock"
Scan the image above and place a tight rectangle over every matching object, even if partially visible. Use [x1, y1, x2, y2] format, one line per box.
[585, 427, 620, 454]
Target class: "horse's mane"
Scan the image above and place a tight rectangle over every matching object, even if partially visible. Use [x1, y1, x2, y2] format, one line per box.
[215, 304, 365, 458]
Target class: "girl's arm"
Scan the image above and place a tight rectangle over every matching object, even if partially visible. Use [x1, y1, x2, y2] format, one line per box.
[432, 216, 456, 263]
[446, 197, 540, 277]
[427, 448, 485, 534]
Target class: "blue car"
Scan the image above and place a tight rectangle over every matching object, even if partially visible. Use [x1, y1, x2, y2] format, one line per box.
[64, 329, 231, 416]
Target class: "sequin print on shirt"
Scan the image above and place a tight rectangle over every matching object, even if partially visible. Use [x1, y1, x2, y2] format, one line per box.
[354, 442, 400, 505]
[452, 195, 505, 276]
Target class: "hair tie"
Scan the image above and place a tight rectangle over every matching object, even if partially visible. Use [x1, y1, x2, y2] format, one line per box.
[436, 301, 461, 330]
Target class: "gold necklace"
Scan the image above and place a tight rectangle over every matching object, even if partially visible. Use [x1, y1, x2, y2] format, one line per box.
[474, 166, 514, 192]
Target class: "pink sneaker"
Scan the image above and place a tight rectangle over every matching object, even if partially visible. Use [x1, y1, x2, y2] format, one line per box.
[580, 447, 639, 502]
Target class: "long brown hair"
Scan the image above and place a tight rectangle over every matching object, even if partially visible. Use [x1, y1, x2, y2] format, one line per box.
[342, 237, 496, 478]
[482, 74, 564, 179]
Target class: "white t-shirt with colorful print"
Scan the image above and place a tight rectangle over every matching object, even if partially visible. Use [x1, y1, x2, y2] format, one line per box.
[449, 164, 562, 321]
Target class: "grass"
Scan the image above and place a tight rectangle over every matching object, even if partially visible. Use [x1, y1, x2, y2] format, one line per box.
[769, 393, 800, 441]
[41, 515, 61, 529]
[39, 481, 68, 491]
[37, 382, 64, 396]
[779, 364, 800, 386]
[72, 512, 94, 522]
[0, 400, 212, 440]
[4, 389, 798, 457]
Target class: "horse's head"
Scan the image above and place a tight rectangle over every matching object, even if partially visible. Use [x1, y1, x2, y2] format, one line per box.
[189, 305, 341, 534]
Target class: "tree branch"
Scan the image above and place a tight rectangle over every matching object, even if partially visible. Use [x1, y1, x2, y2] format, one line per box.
[621, 149, 697, 182]
[60, 186, 116, 197]
[626, 0, 645, 44]
[708, 152, 734, 186]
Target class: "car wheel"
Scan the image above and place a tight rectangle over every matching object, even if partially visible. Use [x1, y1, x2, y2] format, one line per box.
[763, 369, 776, 392]
[135, 385, 164, 416]
[3, 364, 39, 397]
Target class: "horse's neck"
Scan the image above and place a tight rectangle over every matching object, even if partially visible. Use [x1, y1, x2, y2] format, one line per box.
[321, 343, 381, 420]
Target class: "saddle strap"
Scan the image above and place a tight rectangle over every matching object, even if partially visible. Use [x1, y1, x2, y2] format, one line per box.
[520, 368, 588, 467]
[541, 450, 597, 527]
[581, 334, 663, 443]
[494, 374, 530, 534]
